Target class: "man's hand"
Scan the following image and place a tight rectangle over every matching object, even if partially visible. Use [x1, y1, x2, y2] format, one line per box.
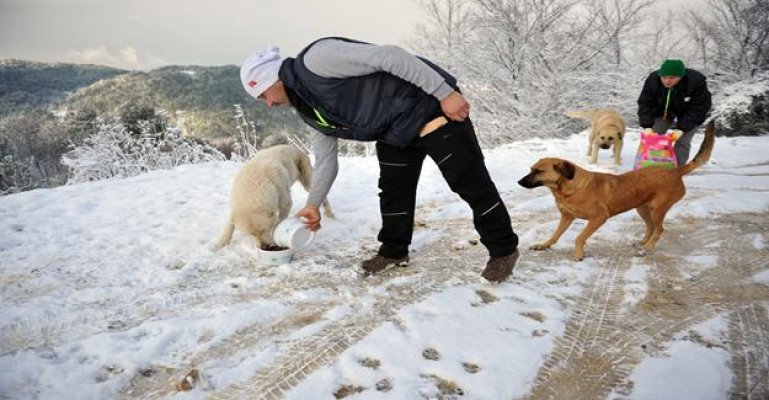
[670, 129, 683, 139]
[296, 205, 322, 232]
[440, 91, 470, 121]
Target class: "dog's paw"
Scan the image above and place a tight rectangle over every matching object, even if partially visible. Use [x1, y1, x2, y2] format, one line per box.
[529, 243, 551, 251]
[572, 254, 585, 262]
[635, 248, 648, 257]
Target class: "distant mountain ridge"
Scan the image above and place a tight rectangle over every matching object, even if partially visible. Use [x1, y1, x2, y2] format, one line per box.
[0, 59, 301, 139]
[0, 59, 305, 194]
[0, 59, 127, 117]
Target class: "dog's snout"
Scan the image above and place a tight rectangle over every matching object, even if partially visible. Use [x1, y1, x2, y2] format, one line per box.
[518, 173, 541, 189]
[600, 143, 611, 149]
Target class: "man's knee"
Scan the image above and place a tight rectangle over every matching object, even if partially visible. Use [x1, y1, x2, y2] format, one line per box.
[376, 150, 424, 193]
[442, 160, 494, 196]
[675, 143, 690, 165]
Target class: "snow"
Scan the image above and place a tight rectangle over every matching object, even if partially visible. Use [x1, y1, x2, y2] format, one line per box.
[1, 128, 768, 399]
[623, 316, 733, 400]
[626, 339, 732, 400]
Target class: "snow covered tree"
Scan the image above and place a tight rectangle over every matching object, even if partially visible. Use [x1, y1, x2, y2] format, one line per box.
[0, 108, 69, 190]
[685, 0, 769, 77]
[0, 144, 33, 194]
[232, 104, 261, 161]
[412, 0, 654, 144]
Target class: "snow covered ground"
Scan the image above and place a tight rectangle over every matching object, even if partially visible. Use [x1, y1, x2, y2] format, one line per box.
[1, 128, 768, 399]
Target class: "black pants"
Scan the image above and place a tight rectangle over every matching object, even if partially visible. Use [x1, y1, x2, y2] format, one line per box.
[375, 119, 518, 258]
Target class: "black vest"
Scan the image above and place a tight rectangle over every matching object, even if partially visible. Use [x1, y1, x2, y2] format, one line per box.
[279, 37, 458, 148]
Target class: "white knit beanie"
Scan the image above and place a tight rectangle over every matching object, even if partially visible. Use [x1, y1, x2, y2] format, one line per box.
[240, 46, 282, 99]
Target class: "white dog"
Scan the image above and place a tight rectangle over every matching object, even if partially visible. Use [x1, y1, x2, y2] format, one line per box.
[566, 108, 626, 165]
[217, 145, 334, 249]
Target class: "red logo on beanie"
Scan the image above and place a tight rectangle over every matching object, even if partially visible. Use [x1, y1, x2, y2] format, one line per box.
[248, 80, 258, 87]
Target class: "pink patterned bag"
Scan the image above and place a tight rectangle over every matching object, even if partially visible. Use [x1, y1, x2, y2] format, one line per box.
[633, 130, 680, 170]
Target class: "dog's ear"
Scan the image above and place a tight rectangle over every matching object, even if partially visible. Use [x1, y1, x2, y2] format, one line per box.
[556, 161, 576, 180]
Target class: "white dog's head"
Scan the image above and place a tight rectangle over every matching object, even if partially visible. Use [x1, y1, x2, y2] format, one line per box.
[249, 208, 281, 248]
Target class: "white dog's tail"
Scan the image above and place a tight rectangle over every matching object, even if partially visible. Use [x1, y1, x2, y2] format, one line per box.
[320, 199, 335, 219]
[296, 148, 336, 219]
[296, 149, 314, 192]
[216, 219, 235, 249]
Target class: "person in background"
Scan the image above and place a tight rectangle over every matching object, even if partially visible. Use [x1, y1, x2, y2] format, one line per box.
[239, 37, 519, 282]
[637, 59, 712, 166]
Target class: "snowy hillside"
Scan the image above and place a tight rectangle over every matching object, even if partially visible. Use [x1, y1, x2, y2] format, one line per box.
[1, 129, 768, 400]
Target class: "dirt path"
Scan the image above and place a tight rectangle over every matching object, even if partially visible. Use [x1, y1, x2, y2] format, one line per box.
[526, 213, 769, 400]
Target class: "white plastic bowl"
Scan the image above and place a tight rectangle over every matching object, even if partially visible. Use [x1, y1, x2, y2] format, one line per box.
[256, 247, 294, 266]
[273, 217, 315, 250]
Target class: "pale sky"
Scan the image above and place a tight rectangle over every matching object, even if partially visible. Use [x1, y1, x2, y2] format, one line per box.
[0, 0, 426, 70]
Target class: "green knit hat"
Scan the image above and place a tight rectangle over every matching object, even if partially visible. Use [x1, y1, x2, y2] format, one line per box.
[658, 59, 686, 77]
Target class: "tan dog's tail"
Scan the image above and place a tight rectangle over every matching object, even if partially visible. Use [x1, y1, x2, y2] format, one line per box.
[217, 219, 235, 249]
[565, 110, 596, 121]
[678, 120, 716, 176]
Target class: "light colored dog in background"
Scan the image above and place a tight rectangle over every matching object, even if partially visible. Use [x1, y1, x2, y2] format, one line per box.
[565, 109, 626, 165]
[517, 121, 715, 261]
[217, 144, 334, 249]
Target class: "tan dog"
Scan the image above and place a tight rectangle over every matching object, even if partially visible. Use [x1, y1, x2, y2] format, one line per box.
[518, 121, 715, 261]
[566, 109, 626, 165]
[217, 144, 334, 249]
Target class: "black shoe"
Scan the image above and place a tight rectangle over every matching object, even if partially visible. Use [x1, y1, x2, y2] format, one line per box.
[481, 250, 520, 283]
[360, 254, 409, 275]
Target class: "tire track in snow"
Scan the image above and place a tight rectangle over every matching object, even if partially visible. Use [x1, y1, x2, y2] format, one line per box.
[525, 214, 769, 399]
[208, 222, 486, 399]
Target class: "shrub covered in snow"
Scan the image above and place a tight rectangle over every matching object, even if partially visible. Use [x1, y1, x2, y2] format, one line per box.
[62, 120, 226, 184]
[0, 153, 33, 194]
[711, 72, 769, 136]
